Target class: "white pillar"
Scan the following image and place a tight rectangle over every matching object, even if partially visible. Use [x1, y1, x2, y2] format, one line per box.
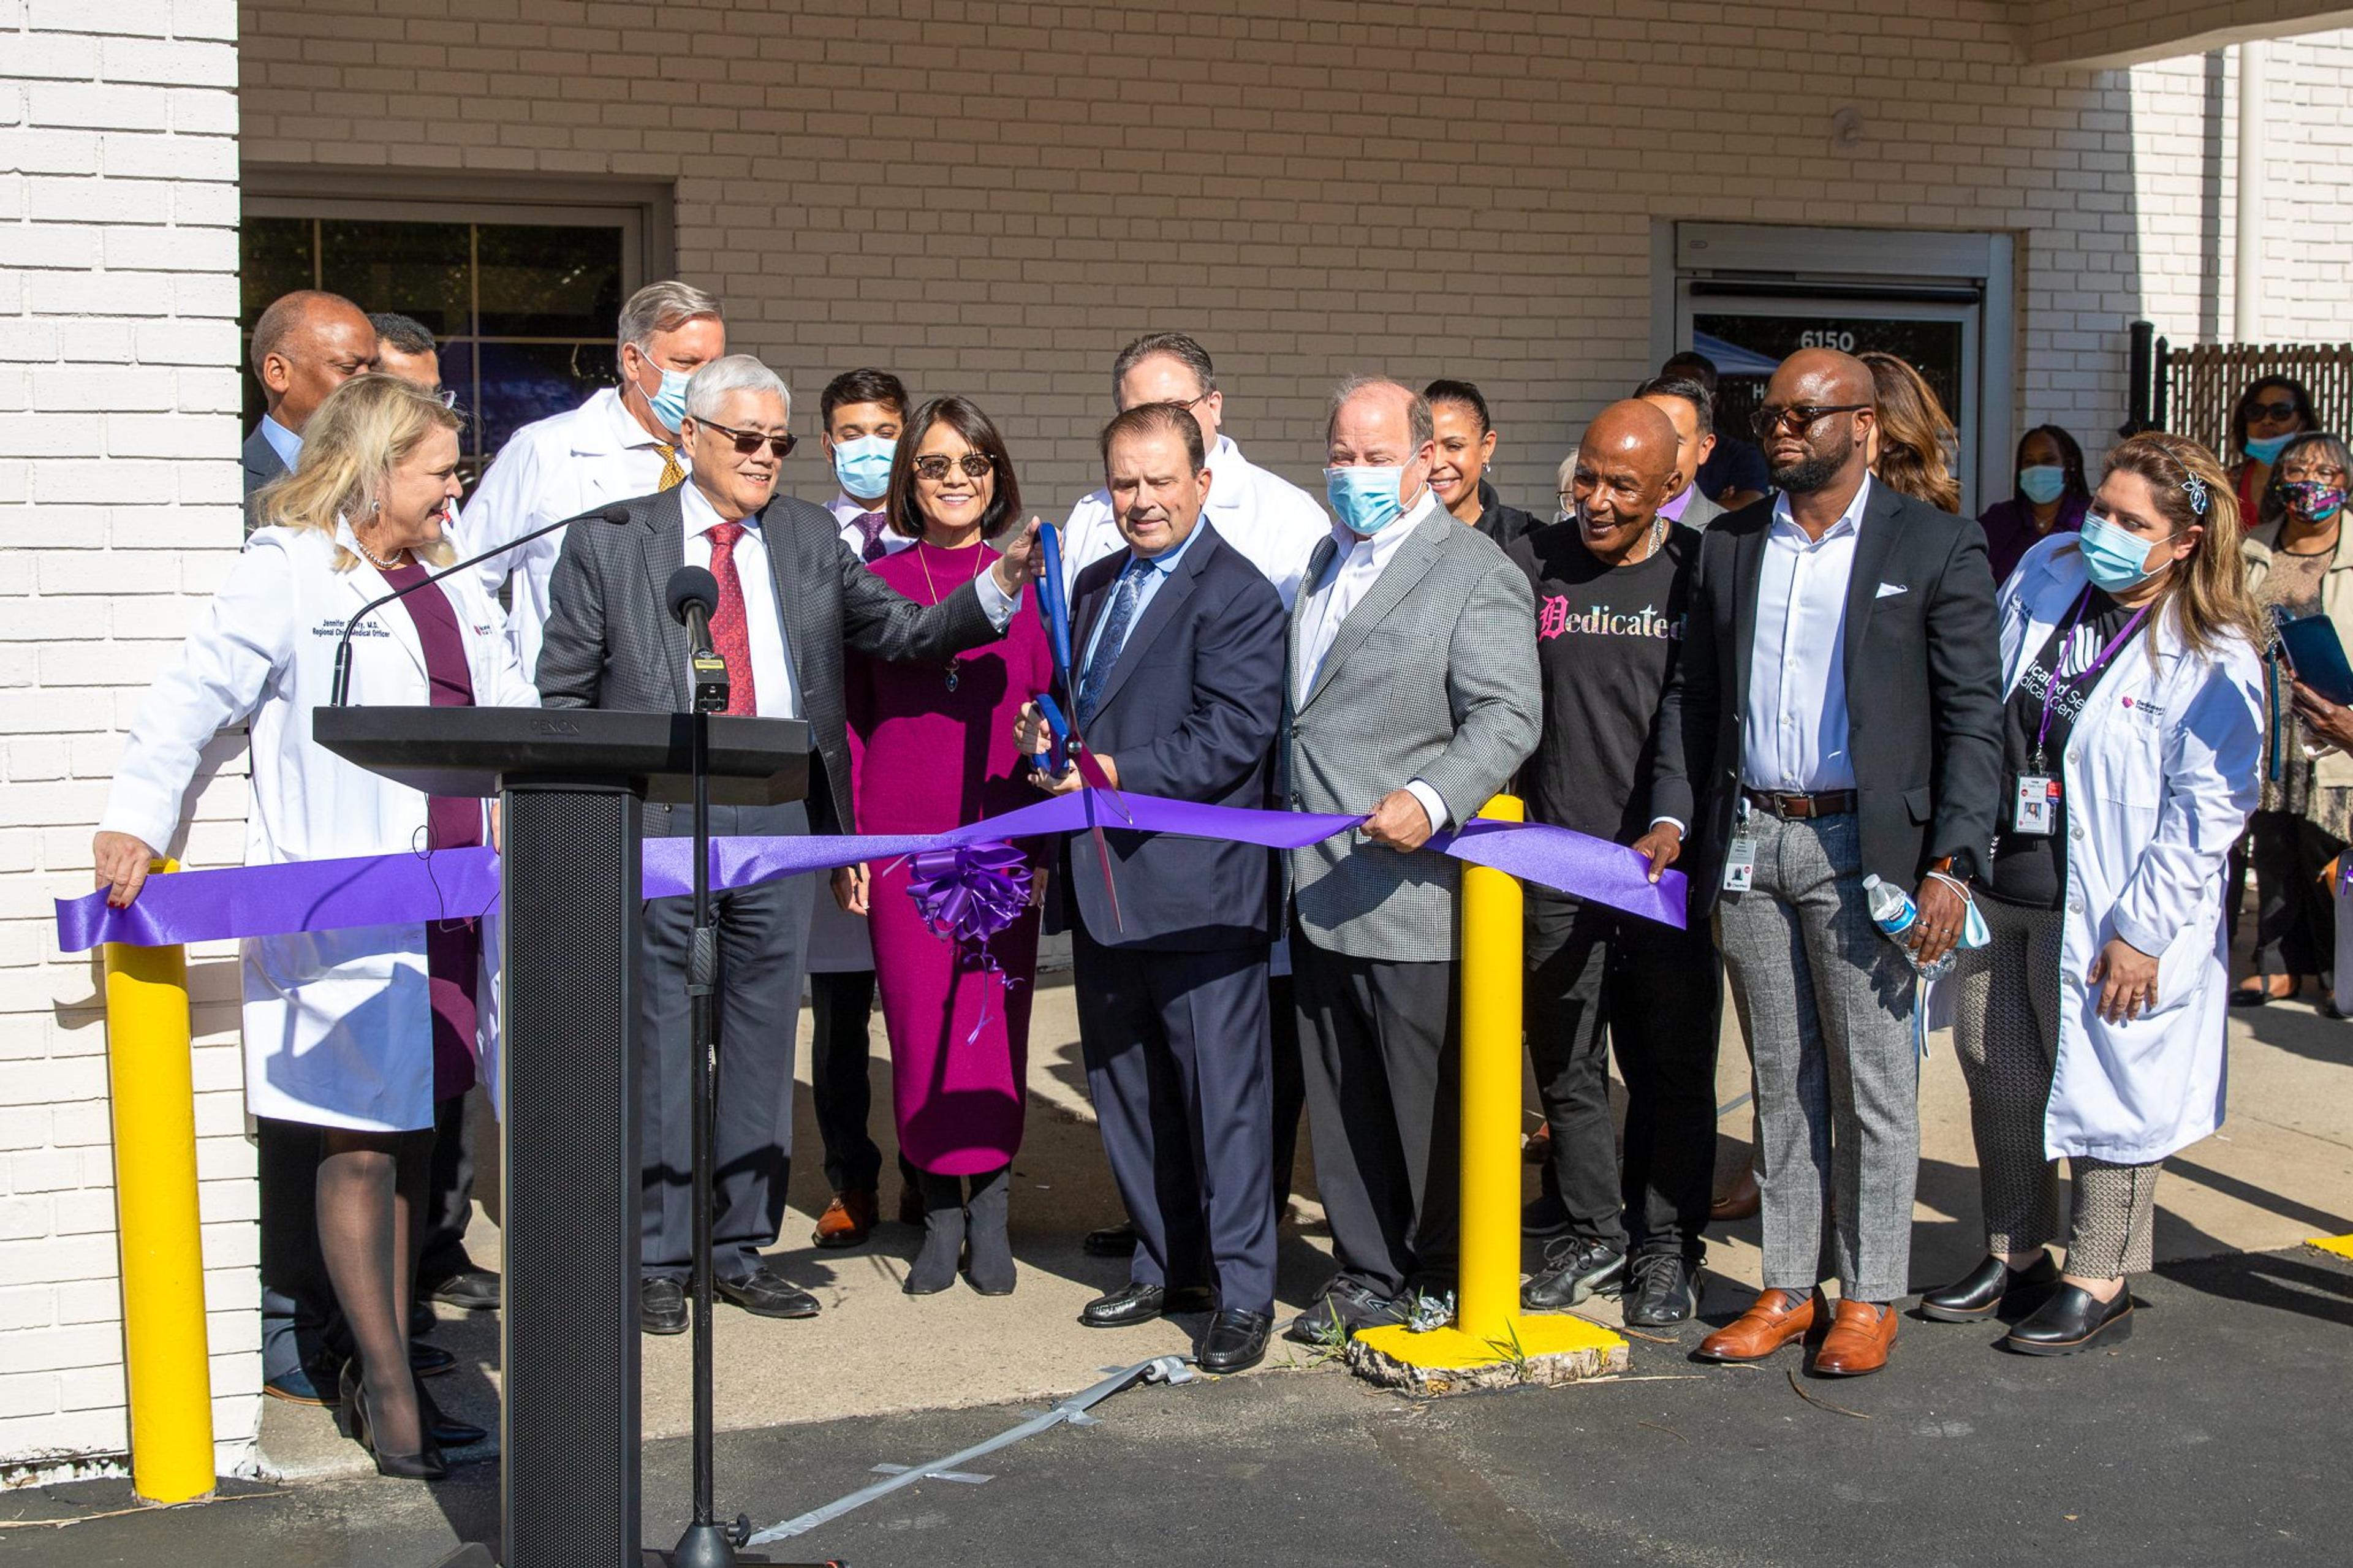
[2237, 39, 2267, 344]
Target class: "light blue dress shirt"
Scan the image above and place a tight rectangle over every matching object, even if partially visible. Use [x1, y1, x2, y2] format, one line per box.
[1079, 516, 1208, 672]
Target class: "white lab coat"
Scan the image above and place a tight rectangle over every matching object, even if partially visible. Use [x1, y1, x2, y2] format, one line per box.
[98, 523, 539, 1132]
[457, 386, 674, 682]
[1991, 535, 2265, 1162]
[1060, 434, 1328, 610]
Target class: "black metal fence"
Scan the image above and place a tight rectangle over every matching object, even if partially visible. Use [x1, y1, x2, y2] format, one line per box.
[2125, 320, 2353, 450]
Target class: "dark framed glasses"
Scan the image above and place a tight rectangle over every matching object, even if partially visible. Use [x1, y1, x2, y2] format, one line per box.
[2249, 398, 2300, 422]
[1751, 403, 1872, 441]
[699, 419, 797, 458]
[911, 452, 995, 482]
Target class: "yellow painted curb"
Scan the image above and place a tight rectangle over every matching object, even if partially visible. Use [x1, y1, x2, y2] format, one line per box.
[2306, 1233, 2353, 1260]
[1355, 1314, 1626, 1371]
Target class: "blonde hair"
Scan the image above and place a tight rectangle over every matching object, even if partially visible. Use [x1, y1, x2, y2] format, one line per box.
[2097, 431, 2270, 659]
[252, 374, 461, 570]
[1862, 351, 1961, 513]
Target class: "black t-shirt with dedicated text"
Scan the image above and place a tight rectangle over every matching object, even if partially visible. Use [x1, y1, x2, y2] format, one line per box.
[1507, 522, 1695, 858]
[1987, 588, 2145, 909]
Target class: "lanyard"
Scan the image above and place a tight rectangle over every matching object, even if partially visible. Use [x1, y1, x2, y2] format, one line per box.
[2033, 586, 2148, 768]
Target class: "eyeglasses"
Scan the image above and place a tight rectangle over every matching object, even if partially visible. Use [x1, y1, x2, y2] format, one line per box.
[430, 387, 458, 410]
[697, 419, 797, 459]
[911, 452, 996, 482]
[1751, 403, 1872, 441]
[2280, 464, 2347, 484]
[2249, 399, 2300, 422]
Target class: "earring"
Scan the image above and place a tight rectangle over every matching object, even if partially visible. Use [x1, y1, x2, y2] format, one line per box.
[370, 500, 382, 512]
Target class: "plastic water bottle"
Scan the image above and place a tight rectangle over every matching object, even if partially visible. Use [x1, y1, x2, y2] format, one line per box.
[1863, 874, 1955, 981]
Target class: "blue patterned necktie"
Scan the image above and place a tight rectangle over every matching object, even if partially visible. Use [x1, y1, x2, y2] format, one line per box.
[1077, 559, 1147, 728]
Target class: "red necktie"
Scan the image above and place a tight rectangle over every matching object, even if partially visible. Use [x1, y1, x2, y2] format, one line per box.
[705, 521, 759, 717]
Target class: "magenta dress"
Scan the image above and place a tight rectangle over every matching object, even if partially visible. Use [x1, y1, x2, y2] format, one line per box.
[847, 539, 1056, 1176]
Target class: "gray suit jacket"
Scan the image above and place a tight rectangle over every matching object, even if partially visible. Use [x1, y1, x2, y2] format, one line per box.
[1282, 505, 1540, 962]
[534, 485, 1001, 831]
[243, 425, 287, 533]
[1676, 486, 1725, 530]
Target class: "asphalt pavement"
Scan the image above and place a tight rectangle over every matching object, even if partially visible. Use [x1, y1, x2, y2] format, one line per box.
[12, 1242, 2348, 1567]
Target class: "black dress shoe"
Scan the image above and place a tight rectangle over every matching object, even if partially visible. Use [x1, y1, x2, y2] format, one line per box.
[1197, 1309, 1274, 1374]
[417, 1379, 488, 1450]
[337, 1360, 448, 1482]
[1919, 1251, 2059, 1322]
[426, 1269, 502, 1312]
[1521, 1237, 1626, 1312]
[2001, 1282, 2133, 1355]
[1083, 1220, 1139, 1258]
[714, 1265, 822, 1319]
[640, 1277, 688, 1336]
[1080, 1281, 1213, 1328]
[1622, 1252, 1700, 1327]
[409, 1342, 456, 1378]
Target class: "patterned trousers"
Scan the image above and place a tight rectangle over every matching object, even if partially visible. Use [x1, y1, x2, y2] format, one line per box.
[1949, 896, 2160, 1278]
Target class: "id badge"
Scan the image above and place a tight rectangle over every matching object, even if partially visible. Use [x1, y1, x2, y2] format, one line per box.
[2011, 773, 2059, 836]
[1722, 836, 1759, 893]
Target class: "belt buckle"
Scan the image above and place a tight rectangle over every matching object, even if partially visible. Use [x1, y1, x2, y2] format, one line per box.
[1773, 791, 1808, 820]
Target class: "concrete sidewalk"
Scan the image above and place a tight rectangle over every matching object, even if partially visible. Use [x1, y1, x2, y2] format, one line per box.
[250, 964, 2353, 1481]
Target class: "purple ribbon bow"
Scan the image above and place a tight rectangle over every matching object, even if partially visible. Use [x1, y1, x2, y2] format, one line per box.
[903, 841, 1033, 948]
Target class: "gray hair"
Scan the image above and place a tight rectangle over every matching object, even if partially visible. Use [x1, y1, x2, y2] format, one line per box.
[1111, 332, 1215, 406]
[616, 279, 723, 371]
[1556, 449, 1580, 492]
[1326, 375, 1433, 451]
[684, 355, 790, 422]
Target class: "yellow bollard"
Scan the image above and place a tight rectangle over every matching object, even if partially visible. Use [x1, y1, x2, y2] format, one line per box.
[1350, 798, 1627, 1392]
[102, 860, 216, 1504]
[1453, 793, 1525, 1345]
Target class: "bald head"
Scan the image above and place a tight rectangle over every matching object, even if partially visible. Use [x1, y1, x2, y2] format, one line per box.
[1326, 376, 1438, 531]
[1569, 400, 1684, 566]
[1758, 348, 1876, 499]
[250, 290, 377, 432]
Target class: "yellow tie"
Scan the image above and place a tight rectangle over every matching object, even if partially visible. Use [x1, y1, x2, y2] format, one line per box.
[656, 444, 685, 491]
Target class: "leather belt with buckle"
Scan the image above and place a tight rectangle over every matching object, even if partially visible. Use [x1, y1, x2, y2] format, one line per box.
[1743, 788, 1858, 820]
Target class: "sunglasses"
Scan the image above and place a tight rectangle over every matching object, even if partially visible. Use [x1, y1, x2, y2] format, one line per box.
[911, 452, 996, 482]
[697, 419, 797, 459]
[1751, 403, 1871, 441]
[2249, 399, 2300, 422]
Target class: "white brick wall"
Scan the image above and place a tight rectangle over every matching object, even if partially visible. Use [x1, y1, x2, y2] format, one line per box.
[0, 1, 252, 1479]
[2, 0, 2349, 1479]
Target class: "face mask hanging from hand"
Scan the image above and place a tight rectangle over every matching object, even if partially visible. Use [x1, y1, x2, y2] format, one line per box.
[2077, 512, 2177, 594]
[2018, 464, 2067, 506]
[1325, 465, 1409, 534]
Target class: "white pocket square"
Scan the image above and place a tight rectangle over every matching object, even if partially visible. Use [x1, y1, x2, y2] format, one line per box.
[1875, 581, 1908, 599]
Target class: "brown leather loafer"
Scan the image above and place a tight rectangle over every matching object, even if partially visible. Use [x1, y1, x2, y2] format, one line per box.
[1694, 1287, 1825, 1362]
[1811, 1298, 1898, 1376]
[1710, 1167, 1761, 1222]
[812, 1189, 877, 1249]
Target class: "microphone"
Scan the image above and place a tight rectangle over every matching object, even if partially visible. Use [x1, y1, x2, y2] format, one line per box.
[665, 564, 731, 714]
[328, 502, 634, 706]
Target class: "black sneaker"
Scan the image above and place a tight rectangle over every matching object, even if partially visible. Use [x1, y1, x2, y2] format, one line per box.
[1283, 1278, 1406, 1346]
[1521, 1237, 1626, 1311]
[1622, 1252, 1700, 1327]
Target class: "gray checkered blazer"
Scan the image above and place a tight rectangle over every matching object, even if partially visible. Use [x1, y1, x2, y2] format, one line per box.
[1282, 506, 1540, 963]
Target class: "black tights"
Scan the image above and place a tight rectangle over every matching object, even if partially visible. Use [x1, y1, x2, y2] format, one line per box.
[316, 1126, 433, 1454]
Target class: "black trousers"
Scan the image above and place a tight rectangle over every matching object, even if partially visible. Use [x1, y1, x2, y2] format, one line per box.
[2248, 808, 2343, 981]
[418, 1089, 481, 1286]
[1269, 972, 1302, 1211]
[640, 799, 814, 1281]
[1292, 930, 1458, 1300]
[1526, 893, 1722, 1260]
[1075, 929, 1277, 1314]
[809, 968, 884, 1195]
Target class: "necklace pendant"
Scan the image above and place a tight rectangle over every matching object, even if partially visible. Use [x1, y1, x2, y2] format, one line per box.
[945, 667, 960, 694]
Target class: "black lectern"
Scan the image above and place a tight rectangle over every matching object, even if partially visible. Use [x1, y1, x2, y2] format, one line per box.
[314, 706, 808, 1568]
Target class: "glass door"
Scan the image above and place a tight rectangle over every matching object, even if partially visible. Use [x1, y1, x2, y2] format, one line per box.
[1675, 290, 1984, 513]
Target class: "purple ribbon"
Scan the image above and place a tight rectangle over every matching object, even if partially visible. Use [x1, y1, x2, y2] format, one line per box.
[903, 842, 1034, 947]
[56, 789, 1686, 952]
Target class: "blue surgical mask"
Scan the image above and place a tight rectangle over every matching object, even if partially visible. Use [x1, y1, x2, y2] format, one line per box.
[1325, 465, 1408, 534]
[2077, 512, 2175, 594]
[641, 359, 691, 434]
[832, 434, 896, 501]
[2017, 464, 2067, 506]
[2245, 431, 2295, 465]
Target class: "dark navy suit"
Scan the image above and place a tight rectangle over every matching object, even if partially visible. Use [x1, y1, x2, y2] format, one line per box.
[1056, 521, 1288, 1313]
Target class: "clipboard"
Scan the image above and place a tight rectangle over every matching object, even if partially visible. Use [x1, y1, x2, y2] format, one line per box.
[2276, 612, 2353, 706]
